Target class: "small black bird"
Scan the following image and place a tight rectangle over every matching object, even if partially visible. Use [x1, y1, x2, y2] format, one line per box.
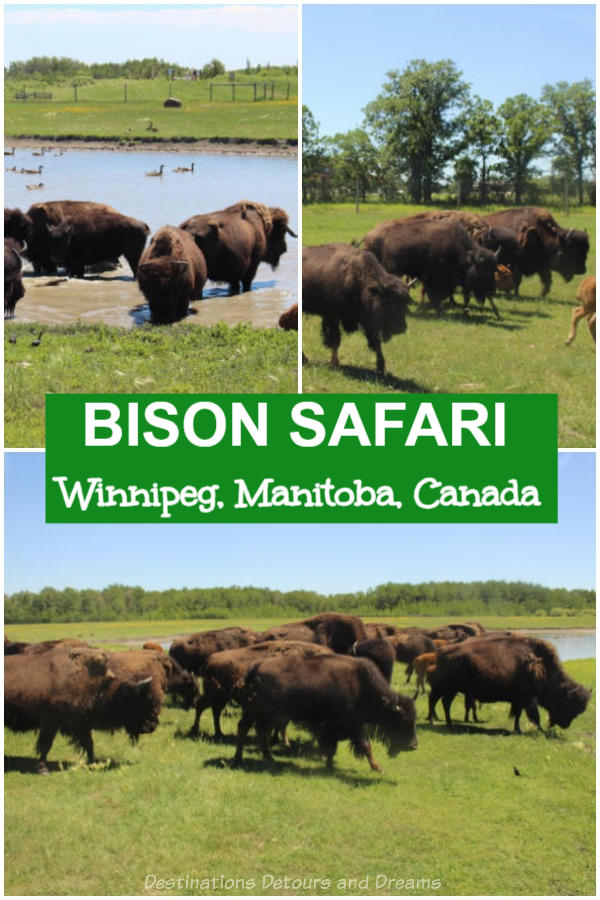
[30, 331, 43, 347]
[9, 334, 17, 344]
[513, 766, 522, 777]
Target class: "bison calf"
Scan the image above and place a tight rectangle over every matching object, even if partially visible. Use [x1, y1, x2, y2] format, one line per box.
[565, 275, 595, 346]
[303, 243, 411, 377]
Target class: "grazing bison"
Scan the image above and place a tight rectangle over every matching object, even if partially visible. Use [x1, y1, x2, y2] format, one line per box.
[494, 264, 515, 293]
[566, 275, 595, 346]
[4, 238, 25, 317]
[4, 645, 168, 772]
[483, 207, 589, 297]
[160, 654, 200, 709]
[233, 654, 417, 771]
[364, 622, 408, 640]
[427, 622, 485, 642]
[6, 201, 150, 277]
[192, 640, 334, 738]
[387, 632, 436, 681]
[137, 225, 207, 324]
[350, 639, 395, 683]
[364, 218, 499, 318]
[259, 612, 367, 654]
[180, 200, 296, 294]
[303, 243, 412, 376]
[169, 627, 259, 675]
[413, 651, 479, 721]
[428, 633, 591, 731]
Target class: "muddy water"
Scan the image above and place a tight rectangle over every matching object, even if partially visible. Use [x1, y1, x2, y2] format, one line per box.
[5, 148, 298, 328]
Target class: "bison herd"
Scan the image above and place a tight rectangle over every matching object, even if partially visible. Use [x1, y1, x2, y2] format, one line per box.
[4, 198, 296, 324]
[303, 206, 594, 375]
[4, 613, 590, 775]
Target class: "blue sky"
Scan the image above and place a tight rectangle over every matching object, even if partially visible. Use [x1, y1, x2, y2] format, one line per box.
[303, 4, 596, 135]
[3, 452, 595, 595]
[4, 5, 298, 70]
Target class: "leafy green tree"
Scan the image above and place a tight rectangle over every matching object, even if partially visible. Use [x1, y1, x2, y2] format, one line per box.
[463, 96, 500, 204]
[329, 128, 380, 206]
[541, 80, 595, 205]
[496, 94, 552, 204]
[302, 105, 330, 202]
[365, 59, 470, 203]
[454, 155, 478, 205]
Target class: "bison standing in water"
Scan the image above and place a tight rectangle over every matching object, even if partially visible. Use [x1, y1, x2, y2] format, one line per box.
[428, 633, 591, 732]
[302, 243, 412, 376]
[233, 654, 417, 771]
[4, 238, 26, 317]
[180, 200, 296, 294]
[4, 200, 150, 277]
[137, 226, 207, 324]
[483, 207, 589, 298]
[4, 645, 169, 773]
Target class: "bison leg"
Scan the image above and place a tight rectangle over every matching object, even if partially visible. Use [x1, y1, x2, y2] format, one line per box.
[36, 723, 59, 774]
[319, 735, 338, 772]
[488, 295, 502, 320]
[353, 734, 382, 773]
[441, 692, 456, 728]
[72, 728, 95, 764]
[588, 312, 596, 343]
[523, 700, 542, 732]
[565, 306, 585, 345]
[405, 663, 414, 683]
[228, 281, 241, 296]
[242, 263, 260, 294]
[464, 696, 479, 723]
[540, 268, 552, 298]
[256, 720, 275, 762]
[189, 694, 210, 736]
[321, 316, 341, 369]
[212, 703, 226, 741]
[365, 332, 385, 377]
[232, 711, 254, 765]
[428, 687, 442, 723]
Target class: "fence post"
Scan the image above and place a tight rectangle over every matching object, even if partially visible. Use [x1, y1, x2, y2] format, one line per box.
[270, 82, 275, 100]
[232, 83, 235, 102]
[263, 82, 267, 100]
[209, 82, 213, 101]
[124, 83, 128, 103]
[254, 82, 257, 102]
[286, 82, 290, 100]
[73, 83, 78, 102]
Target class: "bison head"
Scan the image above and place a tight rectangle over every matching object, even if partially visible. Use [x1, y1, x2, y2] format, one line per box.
[376, 693, 418, 755]
[4, 208, 32, 245]
[264, 207, 296, 269]
[367, 272, 411, 341]
[546, 680, 591, 729]
[46, 221, 73, 265]
[553, 229, 589, 282]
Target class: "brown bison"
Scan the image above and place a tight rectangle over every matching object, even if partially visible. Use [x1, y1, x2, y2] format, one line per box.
[387, 632, 436, 681]
[364, 622, 409, 640]
[349, 638, 395, 683]
[142, 641, 165, 653]
[169, 626, 259, 675]
[4, 646, 168, 772]
[566, 275, 595, 346]
[4, 238, 25, 317]
[5, 201, 150, 277]
[278, 302, 298, 330]
[427, 622, 486, 642]
[192, 640, 334, 738]
[483, 207, 589, 297]
[180, 200, 296, 294]
[233, 654, 418, 771]
[4, 637, 90, 655]
[428, 633, 591, 731]
[364, 218, 499, 318]
[302, 243, 412, 376]
[259, 612, 366, 654]
[137, 225, 207, 324]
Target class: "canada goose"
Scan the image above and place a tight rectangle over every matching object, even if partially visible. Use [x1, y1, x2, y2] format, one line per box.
[31, 331, 44, 348]
[4, 147, 15, 156]
[146, 164, 165, 177]
[20, 165, 43, 175]
[32, 148, 44, 157]
[173, 162, 195, 173]
[6, 166, 18, 173]
[26, 183, 44, 190]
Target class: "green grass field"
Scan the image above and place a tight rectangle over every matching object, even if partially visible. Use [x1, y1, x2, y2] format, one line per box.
[4, 628, 595, 895]
[4, 323, 297, 447]
[301, 204, 595, 447]
[4, 74, 298, 141]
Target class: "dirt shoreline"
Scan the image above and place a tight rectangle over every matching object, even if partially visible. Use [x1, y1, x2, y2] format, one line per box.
[7, 135, 297, 157]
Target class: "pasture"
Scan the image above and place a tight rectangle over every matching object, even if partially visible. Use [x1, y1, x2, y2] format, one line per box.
[301, 204, 595, 447]
[4, 73, 298, 142]
[4, 323, 297, 448]
[4, 620, 595, 895]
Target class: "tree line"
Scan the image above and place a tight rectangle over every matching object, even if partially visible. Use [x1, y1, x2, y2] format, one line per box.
[303, 59, 595, 207]
[4, 581, 594, 624]
[5, 55, 297, 85]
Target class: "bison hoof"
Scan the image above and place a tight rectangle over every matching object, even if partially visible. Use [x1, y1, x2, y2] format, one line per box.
[37, 762, 50, 776]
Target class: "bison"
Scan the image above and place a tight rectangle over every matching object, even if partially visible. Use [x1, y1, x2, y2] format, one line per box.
[566, 275, 595, 346]
[364, 218, 499, 318]
[427, 633, 591, 732]
[137, 225, 207, 324]
[4, 645, 169, 772]
[192, 640, 334, 738]
[302, 243, 412, 376]
[483, 207, 589, 298]
[233, 654, 417, 771]
[180, 200, 296, 294]
[259, 612, 366, 654]
[5, 200, 150, 277]
[350, 638, 395, 683]
[278, 302, 298, 330]
[4, 238, 25, 317]
[387, 632, 436, 682]
[169, 626, 259, 675]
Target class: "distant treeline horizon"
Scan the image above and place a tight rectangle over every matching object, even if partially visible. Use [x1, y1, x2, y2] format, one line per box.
[4, 580, 595, 624]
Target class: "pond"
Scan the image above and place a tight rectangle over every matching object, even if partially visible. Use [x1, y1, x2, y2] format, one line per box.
[5, 147, 298, 328]
[525, 630, 595, 661]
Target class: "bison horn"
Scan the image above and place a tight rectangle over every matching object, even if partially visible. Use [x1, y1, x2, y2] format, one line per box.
[566, 229, 574, 240]
[406, 277, 418, 289]
[131, 676, 153, 693]
[493, 246, 501, 257]
[286, 225, 298, 238]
